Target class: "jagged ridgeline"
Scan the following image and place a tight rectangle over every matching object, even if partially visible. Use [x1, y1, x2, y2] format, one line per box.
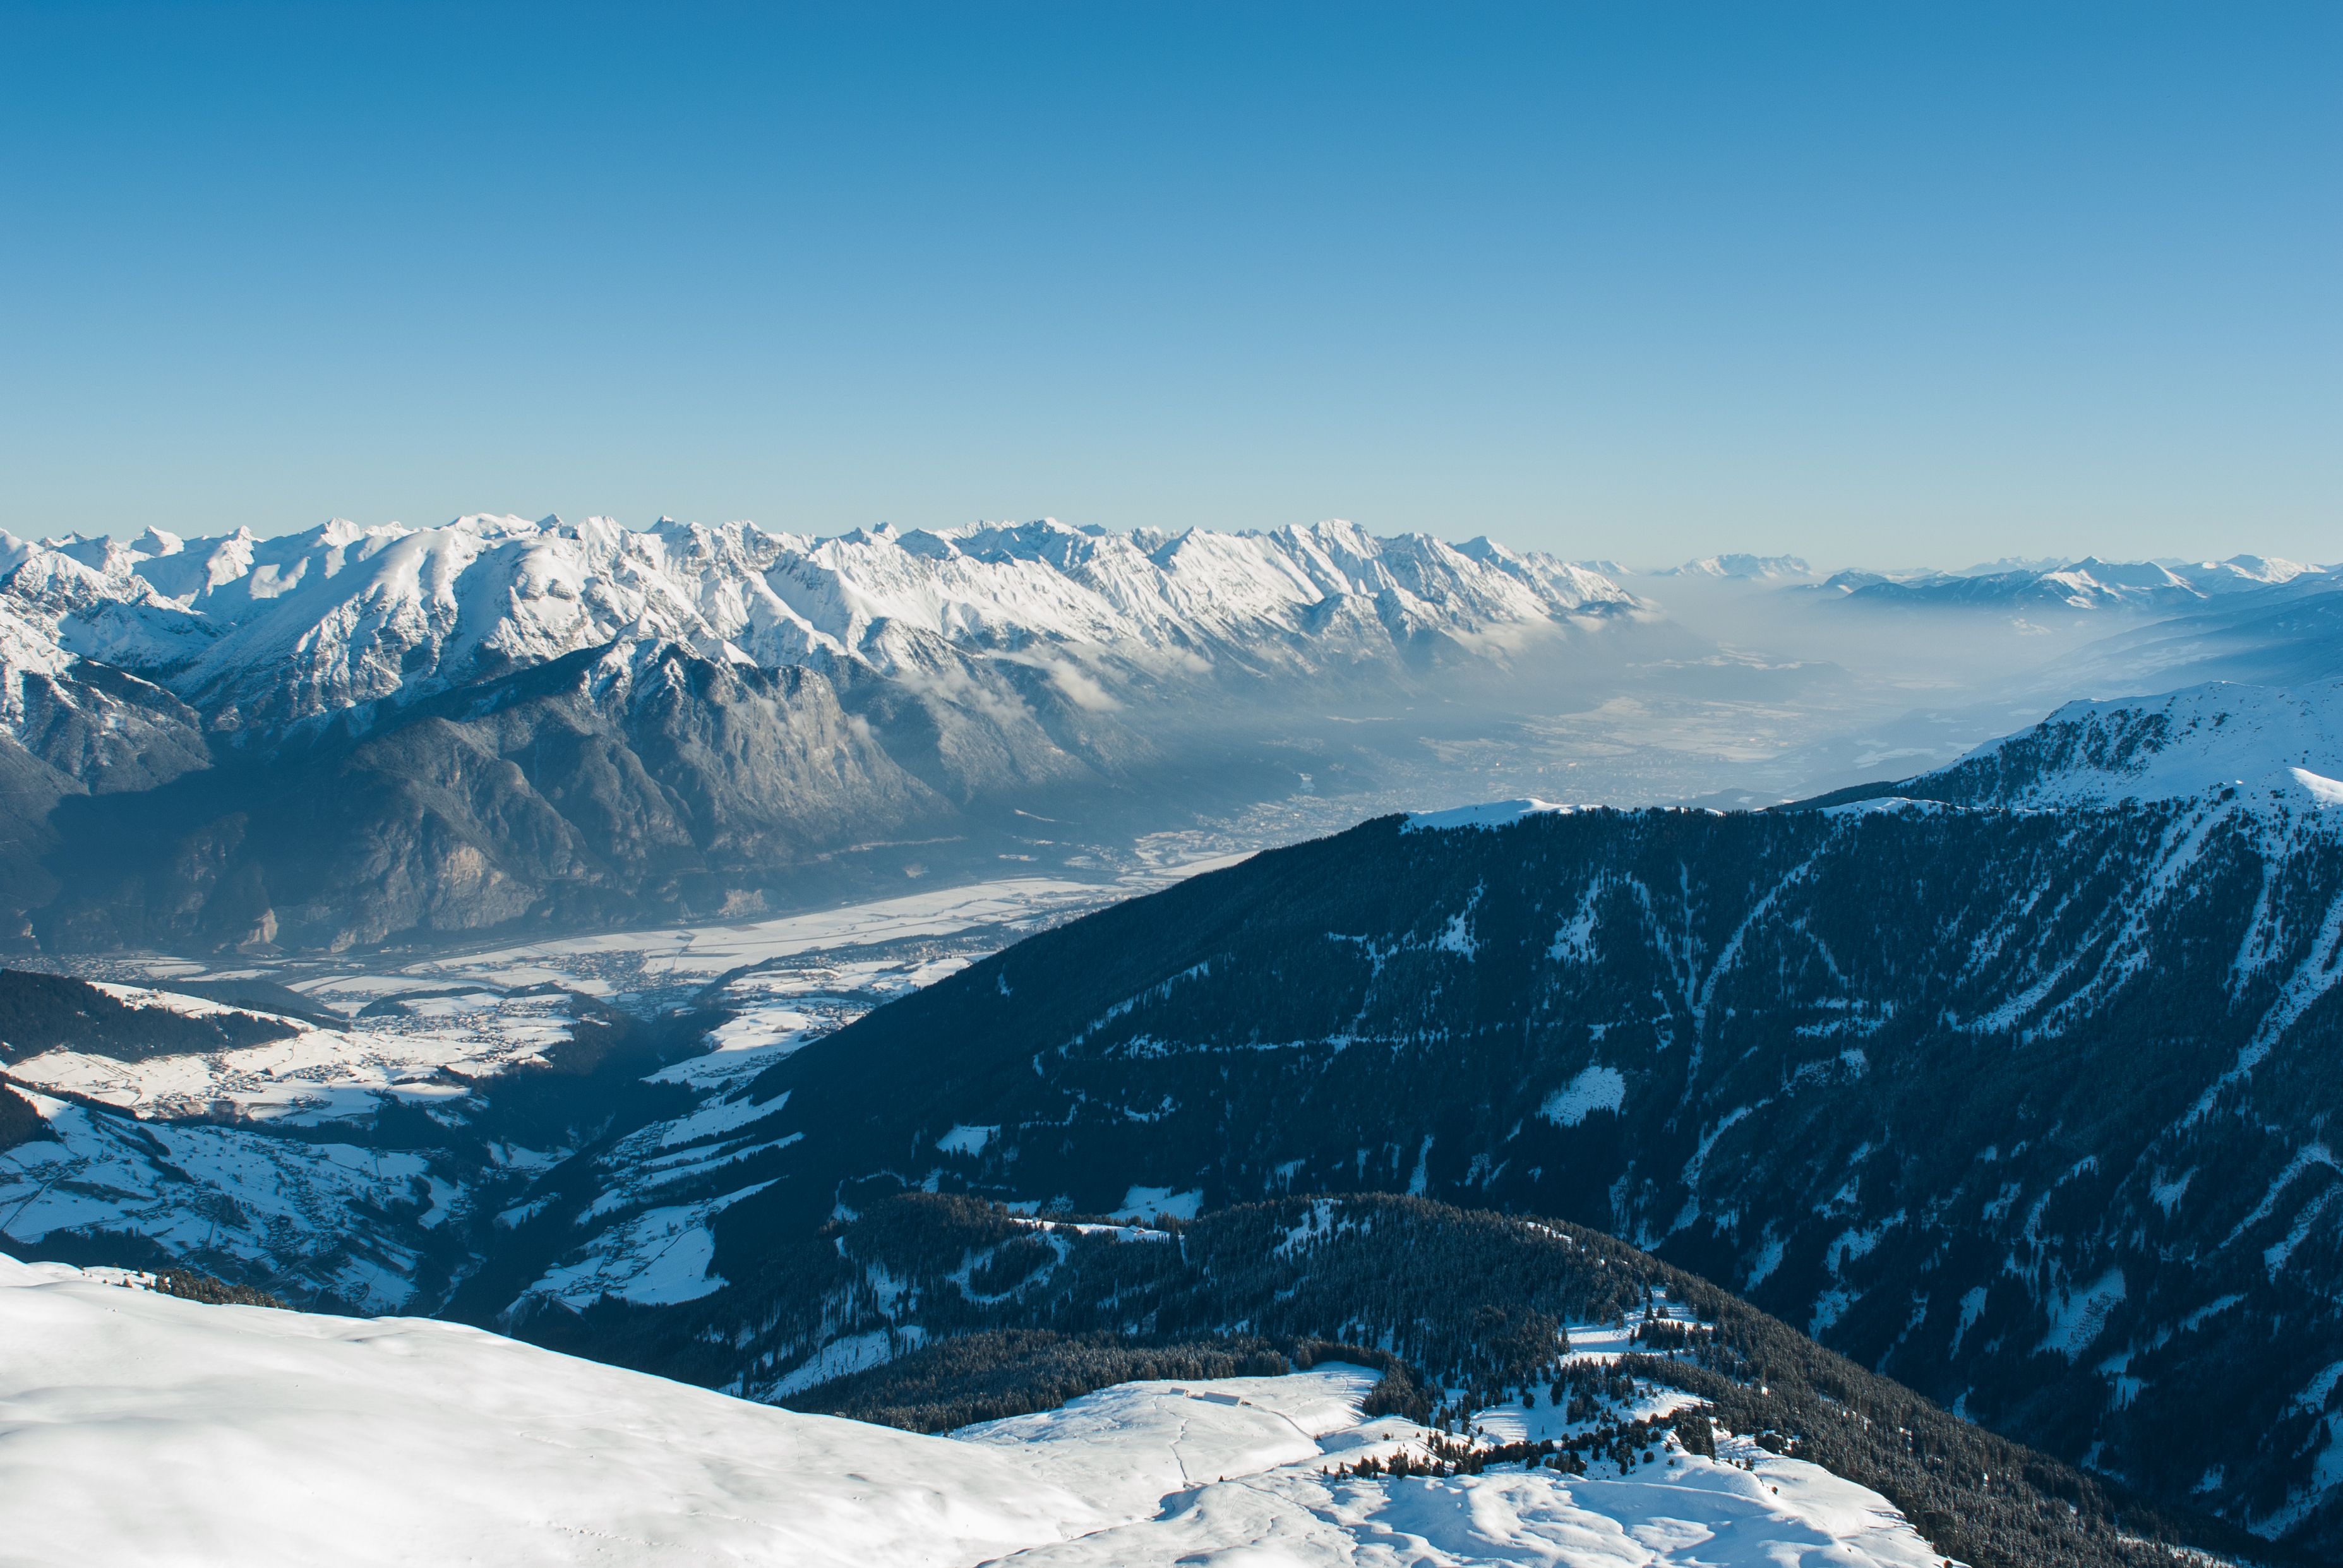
[520, 1192, 2290, 1568]
[668, 796, 2343, 1555]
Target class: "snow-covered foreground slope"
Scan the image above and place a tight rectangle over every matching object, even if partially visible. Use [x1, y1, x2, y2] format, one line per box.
[0, 1254, 1110, 1567]
[0, 1254, 1947, 1568]
[964, 1356, 1943, 1567]
[985, 1447, 1940, 1567]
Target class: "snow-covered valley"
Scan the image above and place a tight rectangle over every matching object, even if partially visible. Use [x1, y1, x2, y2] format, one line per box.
[1, 862, 1231, 1314]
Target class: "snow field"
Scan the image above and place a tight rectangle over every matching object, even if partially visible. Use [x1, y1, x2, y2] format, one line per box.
[986, 1450, 1946, 1566]
[0, 1259, 1956, 1567]
[0, 1255, 1112, 1568]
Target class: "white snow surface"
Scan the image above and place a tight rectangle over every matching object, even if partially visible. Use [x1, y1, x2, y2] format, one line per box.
[0, 1257, 1953, 1568]
[0, 1253, 1110, 1567]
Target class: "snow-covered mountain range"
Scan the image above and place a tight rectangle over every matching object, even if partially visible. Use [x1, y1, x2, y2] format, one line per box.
[3, 513, 1633, 735]
[1819, 554, 2321, 612]
[0, 515, 1650, 951]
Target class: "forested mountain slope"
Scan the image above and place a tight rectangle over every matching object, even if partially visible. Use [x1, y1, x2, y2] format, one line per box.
[615, 691, 2343, 1553]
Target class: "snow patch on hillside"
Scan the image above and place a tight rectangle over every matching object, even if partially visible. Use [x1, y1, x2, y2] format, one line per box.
[938, 1123, 1000, 1155]
[1541, 1066, 1627, 1127]
[1112, 1185, 1203, 1222]
[2039, 1267, 2126, 1359]
[1403, 798, 1574, 832]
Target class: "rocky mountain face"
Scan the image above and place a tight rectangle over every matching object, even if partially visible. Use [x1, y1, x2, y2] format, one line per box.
[591, 680, 2343, 1555]
[0, 515, 1643, 950]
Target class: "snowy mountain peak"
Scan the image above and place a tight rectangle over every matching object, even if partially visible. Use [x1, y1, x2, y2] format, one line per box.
[1914, 679, 2343, 810]
[2176, 553, 2318, 590]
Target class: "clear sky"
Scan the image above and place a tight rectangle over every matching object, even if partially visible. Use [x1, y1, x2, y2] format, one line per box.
[2, 1, 2335, 568]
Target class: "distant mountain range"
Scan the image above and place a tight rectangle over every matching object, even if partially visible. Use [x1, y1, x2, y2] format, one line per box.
[1648, 553, 1816, 580]
[0, 516, 1648, 950]
[3, 515, 1633, 731]
[1818, 554, 2325, 612]
[3, 516, 2337, 954]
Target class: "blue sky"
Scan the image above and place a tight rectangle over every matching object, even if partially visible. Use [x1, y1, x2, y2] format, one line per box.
[2, 1, 2334, 566]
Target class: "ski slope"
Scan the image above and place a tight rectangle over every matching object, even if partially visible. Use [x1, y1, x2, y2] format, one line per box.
[0, 1255, 1951, 1567]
